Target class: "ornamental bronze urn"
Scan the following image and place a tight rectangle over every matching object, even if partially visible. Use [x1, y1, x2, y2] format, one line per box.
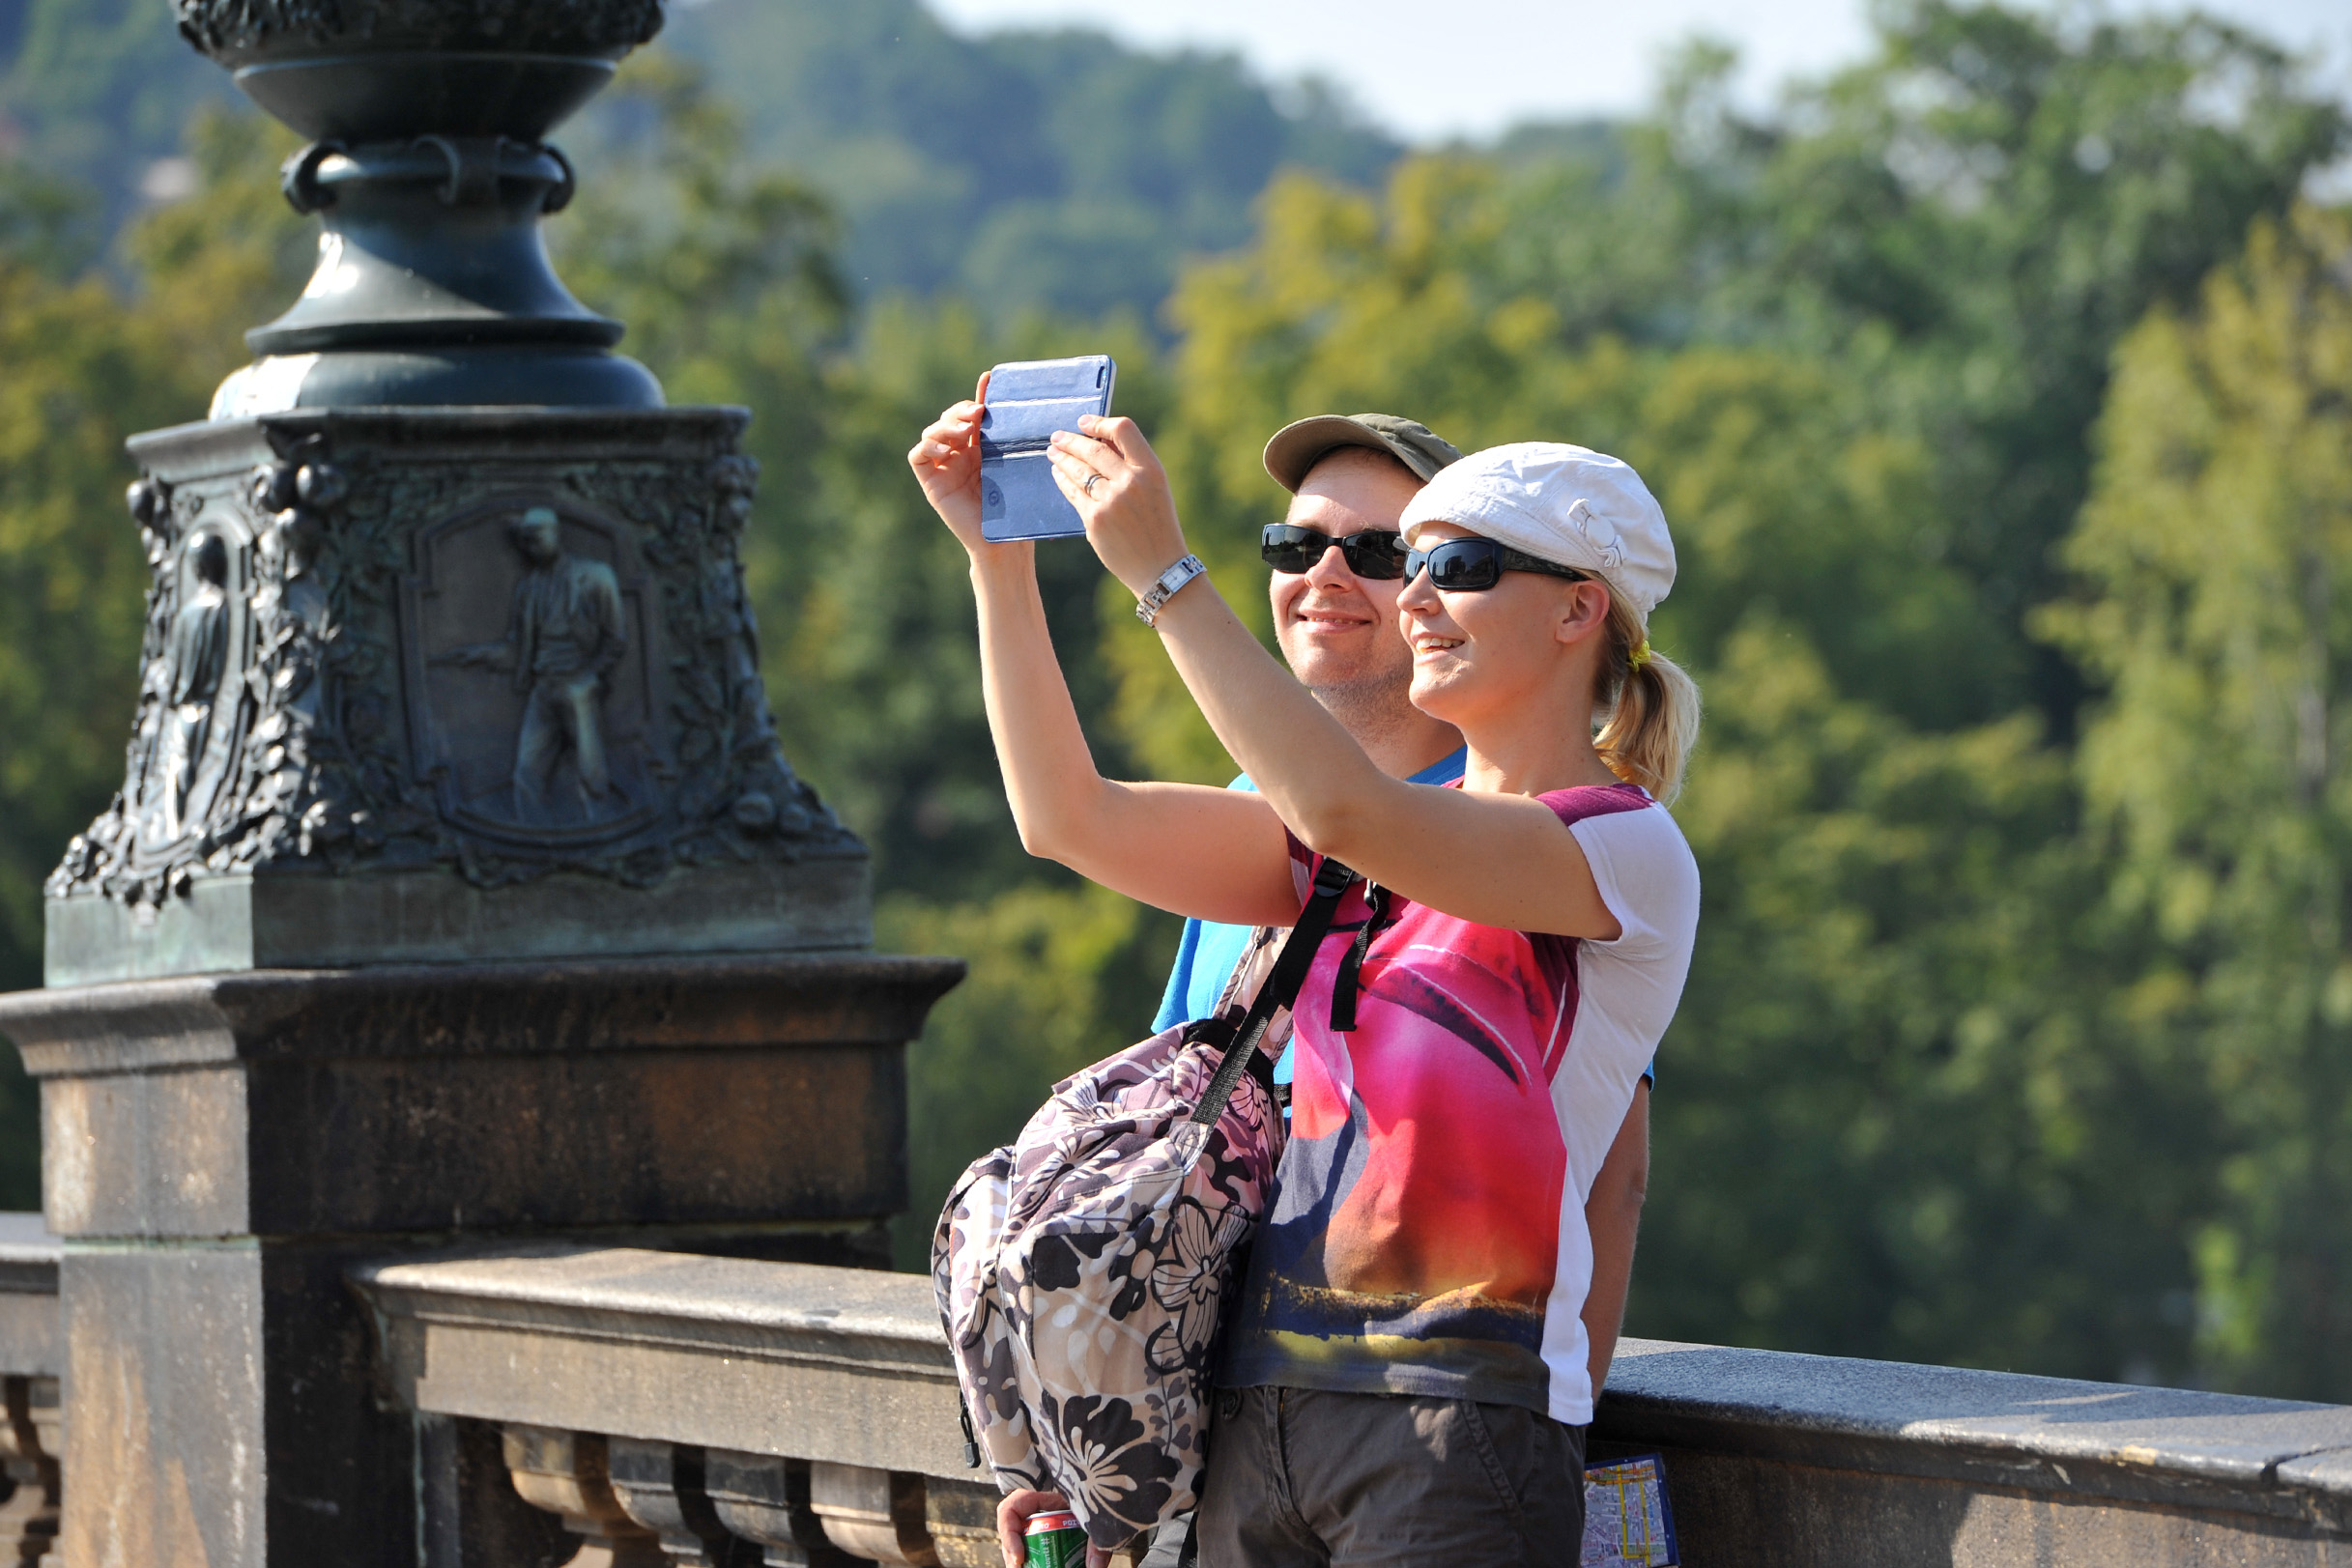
[46, 0, 872, 980]
[184, 0, 668, 410]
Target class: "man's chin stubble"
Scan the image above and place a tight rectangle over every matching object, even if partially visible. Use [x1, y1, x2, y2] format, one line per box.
[1306, 670, 1420, 743]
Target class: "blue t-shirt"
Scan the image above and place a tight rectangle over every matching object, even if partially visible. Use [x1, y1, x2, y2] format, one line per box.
[1148, 746, 1656, 1089]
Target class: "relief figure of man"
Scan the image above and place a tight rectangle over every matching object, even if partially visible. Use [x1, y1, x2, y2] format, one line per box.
[442, 506, 628, 821]
[154, 531, 231, 840]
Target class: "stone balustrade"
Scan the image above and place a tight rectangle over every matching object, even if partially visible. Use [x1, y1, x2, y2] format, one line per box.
[0, 1214, 61, 1566]
[12, 1214, 2352, 1566]
[351, 1242, 2352, 1568]
[1596, 1339, 2352, 1563]
[353, 1245, 998, 1567]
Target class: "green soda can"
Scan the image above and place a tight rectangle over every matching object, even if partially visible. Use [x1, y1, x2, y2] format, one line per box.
[1025, 1509, 1087, 1568]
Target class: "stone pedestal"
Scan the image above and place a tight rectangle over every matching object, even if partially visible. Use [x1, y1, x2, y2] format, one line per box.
[0, 955, 961, 1566]
[8, 354, 962, 1568]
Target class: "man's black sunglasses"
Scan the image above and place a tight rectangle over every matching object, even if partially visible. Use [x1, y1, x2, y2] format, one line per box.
[1403, 536, 1589, 592]
[1261, 524, 1409, 582]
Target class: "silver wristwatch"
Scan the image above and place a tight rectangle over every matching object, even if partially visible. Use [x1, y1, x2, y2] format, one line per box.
[1134, 553, 1208, 626]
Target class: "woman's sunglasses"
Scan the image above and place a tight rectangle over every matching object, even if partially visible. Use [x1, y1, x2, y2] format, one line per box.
[1261, 524, 1409, 582]
[1403, 536, 1589, 592]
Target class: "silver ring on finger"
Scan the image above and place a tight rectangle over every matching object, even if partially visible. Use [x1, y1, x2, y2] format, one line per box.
[1083, 472, 1104, 498]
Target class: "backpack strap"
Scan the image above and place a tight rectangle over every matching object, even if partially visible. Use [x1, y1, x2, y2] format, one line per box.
[1188, 856, 1358, 1128]
[1205, 920, 1280, 1023]
[1328, 882, 1391, 1034]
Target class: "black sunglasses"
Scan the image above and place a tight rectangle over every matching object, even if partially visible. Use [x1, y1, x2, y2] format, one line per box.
[1403, 536, 1589, 592]
[1261, 524, 1408, 582]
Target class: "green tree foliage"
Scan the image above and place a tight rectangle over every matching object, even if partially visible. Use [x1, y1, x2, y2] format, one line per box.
[656, 0, 1397, 318]
[0, 0, 1395, 323]
[2051, 206, 2352, 1394]
[1102, 6, 2345, 1384]
[0, 0, 237, 235]
[1537, 5, 2337, 727]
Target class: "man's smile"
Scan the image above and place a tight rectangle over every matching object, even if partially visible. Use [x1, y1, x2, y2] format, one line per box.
[1291, 602, 1376, 634]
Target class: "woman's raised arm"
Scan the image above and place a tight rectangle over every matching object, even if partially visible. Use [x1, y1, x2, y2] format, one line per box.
[1043, 414, 1626, 940]
[908, 385, 1298, 927]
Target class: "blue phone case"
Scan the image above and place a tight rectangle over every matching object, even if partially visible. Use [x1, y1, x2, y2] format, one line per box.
[979, 356, 1117, 542]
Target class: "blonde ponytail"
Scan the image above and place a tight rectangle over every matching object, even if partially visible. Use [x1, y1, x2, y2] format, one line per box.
[1592, 595, 1700, 803]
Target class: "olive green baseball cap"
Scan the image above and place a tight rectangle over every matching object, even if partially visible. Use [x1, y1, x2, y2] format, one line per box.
[1262, 413, 1464, 493]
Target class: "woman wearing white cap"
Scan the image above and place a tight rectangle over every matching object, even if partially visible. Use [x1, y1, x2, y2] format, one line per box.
[911, 404, 1701, 1566]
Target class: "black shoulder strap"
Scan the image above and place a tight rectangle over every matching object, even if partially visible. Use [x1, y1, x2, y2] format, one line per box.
[1188, 856, 1357, 1127]
[1328, 881, 1391, 1034]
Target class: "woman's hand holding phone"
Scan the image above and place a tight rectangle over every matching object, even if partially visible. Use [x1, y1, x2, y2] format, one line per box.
[913, 379, 1190, 600]
[909, 372, 1033, 568]
[1047, 416, 1191, 598]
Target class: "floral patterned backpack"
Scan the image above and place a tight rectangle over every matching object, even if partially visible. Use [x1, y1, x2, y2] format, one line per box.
[932, 858, 1359, 1553]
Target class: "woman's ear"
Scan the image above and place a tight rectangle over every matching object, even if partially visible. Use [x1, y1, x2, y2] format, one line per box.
[1556, 580, 1613, 646]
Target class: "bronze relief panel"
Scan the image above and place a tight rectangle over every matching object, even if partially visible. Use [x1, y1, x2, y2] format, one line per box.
[401, 497, 669, 851]
[128, 501, 259, 872]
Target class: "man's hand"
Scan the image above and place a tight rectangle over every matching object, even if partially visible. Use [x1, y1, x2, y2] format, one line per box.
[995, 1489, 1112, 1568]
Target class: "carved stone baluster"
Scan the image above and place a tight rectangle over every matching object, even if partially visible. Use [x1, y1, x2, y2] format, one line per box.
[810, 1464, 936, 1567]
[0, 1378, 60, 1565]
[502, 1425, 668, 1568]
[920, 1476, 1003, 1568]
[607, 1438, 761, 1568]
[703, 1452, 865, 1568]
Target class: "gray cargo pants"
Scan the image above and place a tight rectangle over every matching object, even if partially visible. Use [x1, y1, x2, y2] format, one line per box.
[1168, 1384, 1588, 1566]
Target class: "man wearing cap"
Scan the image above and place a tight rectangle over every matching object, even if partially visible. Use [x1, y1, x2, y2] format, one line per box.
[1151, 414, 1471, 1035]
[1139, 413, 1653, 1566]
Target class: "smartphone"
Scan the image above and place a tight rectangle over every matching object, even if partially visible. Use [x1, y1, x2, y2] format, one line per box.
[978, 355, 1117, 542]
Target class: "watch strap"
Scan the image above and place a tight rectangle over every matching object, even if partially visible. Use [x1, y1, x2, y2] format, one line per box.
[1135, 553, 1208, 626]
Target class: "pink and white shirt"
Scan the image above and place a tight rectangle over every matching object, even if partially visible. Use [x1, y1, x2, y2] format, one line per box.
[1220, 784, 1700, 1424]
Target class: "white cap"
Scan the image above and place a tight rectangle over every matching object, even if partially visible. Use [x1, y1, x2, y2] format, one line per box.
[1399, 442, 1676, 620]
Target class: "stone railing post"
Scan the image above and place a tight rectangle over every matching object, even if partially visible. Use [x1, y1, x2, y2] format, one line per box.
[0, 1210, 63, 1568]
[504, 1426, 667, 1568]
[806, 1463, 935, 1565]
[0, 1378, 60, 1565]
[0, 4, 963, 1564]
[701, 1451, 861, 1568]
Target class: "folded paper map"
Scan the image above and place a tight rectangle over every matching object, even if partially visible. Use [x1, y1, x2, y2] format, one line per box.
[1582, 1452, 1679, 1567]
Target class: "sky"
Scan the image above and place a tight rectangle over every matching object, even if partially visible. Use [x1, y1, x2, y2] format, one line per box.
[925, 0, 2352, 141]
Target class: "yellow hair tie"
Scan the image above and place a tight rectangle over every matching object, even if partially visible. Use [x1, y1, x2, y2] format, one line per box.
[1628, 639, 1653, 672]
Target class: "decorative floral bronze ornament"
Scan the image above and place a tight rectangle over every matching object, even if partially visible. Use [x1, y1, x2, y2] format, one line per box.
[51, 420, 847, 909]
[174, 0, 664, 57]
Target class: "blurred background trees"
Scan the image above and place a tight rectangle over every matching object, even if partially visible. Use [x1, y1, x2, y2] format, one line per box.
[5, 0, 2352, 1396]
